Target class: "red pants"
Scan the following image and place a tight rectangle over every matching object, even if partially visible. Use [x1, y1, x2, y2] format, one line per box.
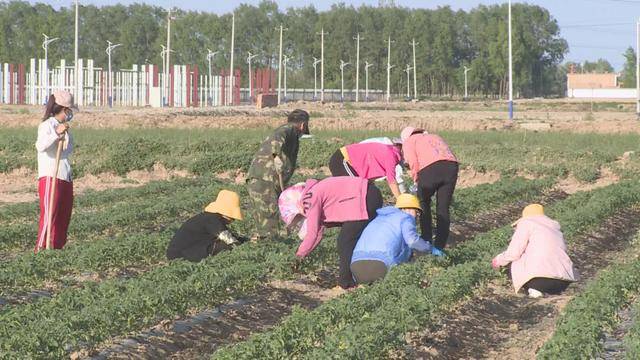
[35, 177, 73, 252]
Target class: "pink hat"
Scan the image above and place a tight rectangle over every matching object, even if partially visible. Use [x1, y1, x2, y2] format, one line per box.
[53, 90, 78, 110]
[278, 183, 306, 226]
[400, 127, 425, 143]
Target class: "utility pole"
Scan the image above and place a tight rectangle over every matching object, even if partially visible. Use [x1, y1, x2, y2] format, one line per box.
[206, 49, 218, 106]
[340, 60, 350, 102]
[410, 38, 418, 99]
[508, 0, 514, 120]
[312, 57, 321, 100]
[636, 18, 639, 118]
[354, 33, 361, 102]
[165, 7, 173, 107]
[385, 36, 395, 102]
[365, 61, 374, 101]
[276, 25, 288, 105]
[228, 12, 235, 106]
[317, 28, 327, 102]
[74, 0, 79, 101]
[464, 66, 471, 99]
[105, 40, 121, 108]
[283, 55, 290, 102]
[247, 51, 258, 102]
[42, 34, 58, 101]
[405, 64, 413, 98]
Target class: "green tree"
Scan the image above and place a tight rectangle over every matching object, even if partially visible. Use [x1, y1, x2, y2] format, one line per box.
[620, 47, 636, 88]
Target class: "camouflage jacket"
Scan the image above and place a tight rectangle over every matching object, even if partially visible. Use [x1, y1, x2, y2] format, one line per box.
[247, 123, 301, 183]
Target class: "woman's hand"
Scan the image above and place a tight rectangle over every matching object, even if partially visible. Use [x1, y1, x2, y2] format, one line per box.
[491, 257, 500, 270]
[55, 123, 69, 135]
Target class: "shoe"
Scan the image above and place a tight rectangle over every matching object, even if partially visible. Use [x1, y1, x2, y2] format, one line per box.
[528, 288, 543, 298]
[431, 247, 446, 257]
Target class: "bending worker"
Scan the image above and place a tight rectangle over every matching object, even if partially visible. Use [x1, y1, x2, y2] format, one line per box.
[167, 190, 246, 262]
[351, 194, 432, 284]
[279, 177, 383, 289]
[360, 137, 407, 193]
[247, 109, 310, 241]
[492, 204, 577, 298]
[401, 127, 458, 256]
[328, 140, 403, 199]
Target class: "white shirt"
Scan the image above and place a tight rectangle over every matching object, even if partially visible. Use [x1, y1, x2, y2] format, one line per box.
[36, 117, 73, 181]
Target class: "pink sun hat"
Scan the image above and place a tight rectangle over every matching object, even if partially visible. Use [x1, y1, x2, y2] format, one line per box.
[400, 126, 426, 143]
[278, 183, 306, 226]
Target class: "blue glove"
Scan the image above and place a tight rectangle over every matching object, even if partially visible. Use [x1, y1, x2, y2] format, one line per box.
[431, 247, 446, 257]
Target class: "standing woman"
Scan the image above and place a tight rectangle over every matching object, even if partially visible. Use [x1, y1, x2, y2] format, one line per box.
[34, 90, 76, 252]
[400, 127, 458, 256]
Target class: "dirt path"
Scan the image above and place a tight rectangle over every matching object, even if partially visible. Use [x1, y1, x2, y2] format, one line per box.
[400, 206, 640, 360]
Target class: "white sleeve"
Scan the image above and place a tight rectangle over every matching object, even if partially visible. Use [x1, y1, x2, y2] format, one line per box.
[35, 121, 59, 153]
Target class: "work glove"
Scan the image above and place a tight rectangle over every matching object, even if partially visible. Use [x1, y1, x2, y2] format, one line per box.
[431, 247, 446, 257]
[273, 156, 284, 173]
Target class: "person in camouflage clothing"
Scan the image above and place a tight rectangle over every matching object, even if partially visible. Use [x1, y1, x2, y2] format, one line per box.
[247, 109, 310, 240]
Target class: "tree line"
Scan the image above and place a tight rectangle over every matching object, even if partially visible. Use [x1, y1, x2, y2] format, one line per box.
[0, 0, 570, 97]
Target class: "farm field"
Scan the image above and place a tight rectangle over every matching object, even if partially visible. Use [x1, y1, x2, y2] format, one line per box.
[1, 101, 640, 359]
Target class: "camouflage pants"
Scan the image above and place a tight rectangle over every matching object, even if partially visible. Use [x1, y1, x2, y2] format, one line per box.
[246, 178, 282, 240]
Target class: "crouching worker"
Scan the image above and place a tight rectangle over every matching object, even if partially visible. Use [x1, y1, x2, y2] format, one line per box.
[351, 194, 432, 284]
[491, 204, 578, 298]
[279, 177, 383, 289]
[167, 190, 246, 262]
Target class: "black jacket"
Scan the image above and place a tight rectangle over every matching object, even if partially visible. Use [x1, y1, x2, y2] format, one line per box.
[166, 212, 239, 262]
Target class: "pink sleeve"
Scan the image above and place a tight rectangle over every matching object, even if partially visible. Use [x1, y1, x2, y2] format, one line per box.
[494, 222, 531, 266]
[296, 197, 324, 258]
[384, 150, 398, 184]
[403, 139, 419, 182]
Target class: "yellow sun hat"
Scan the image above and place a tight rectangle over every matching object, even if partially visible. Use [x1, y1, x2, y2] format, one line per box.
[395, 194, 421, 210]
[204, 190, 243, 220]
[512, 203, 544, 226]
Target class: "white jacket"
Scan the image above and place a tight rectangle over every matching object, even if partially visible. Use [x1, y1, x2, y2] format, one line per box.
[35, 117, 73, 181]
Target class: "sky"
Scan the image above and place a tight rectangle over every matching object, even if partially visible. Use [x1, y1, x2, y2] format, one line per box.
[34, 0, 640, 70]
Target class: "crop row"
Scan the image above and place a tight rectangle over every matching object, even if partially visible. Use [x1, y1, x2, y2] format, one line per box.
[1, 128, 637, 182]
[626, 297, 640, 359]
[0, 176, 551, 358]
[211, 180, 640, 359]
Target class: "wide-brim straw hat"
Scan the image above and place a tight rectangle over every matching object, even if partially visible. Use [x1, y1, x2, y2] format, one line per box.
[204, 190, 243, 220]
[278, 183, 306, 226]
[395, 194, 421, 210]
[53, 89, 79, 111]
[400, 126, 425, 143]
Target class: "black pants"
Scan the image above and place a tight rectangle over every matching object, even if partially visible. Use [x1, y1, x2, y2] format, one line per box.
[417, 161, 459, 249]
[336, 183, 383, 289]
[329, 149, 358, 177]
[524, 277, 571, 295]
[351, 259, 388, 285]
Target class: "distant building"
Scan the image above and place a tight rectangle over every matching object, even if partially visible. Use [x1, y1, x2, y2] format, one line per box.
[566, 73, 635, 99]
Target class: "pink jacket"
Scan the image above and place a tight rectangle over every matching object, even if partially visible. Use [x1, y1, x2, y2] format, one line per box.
[402, 133, 457, 181]
[345, 143, 402, 185]
[493, 215, 578, 293]
[296, 177, 370, 258]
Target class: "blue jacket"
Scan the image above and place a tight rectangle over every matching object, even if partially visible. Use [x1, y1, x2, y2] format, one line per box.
[351, 206, 432, 269]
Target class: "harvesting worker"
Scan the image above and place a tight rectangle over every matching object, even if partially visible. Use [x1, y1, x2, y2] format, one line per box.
[34, 90, 76, 253]
[400, 127, 458, 257]
[328, 140, 404, 199]
[246, 109, 310, 241]
[350, 194, 432, 284]
[166, 190, 247, 262]
[492, 204, 577, 298]
[279, 177, 383, 289]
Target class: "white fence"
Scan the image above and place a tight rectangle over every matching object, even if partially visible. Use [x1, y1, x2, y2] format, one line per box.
[567, 88, 638, 99]
[0, 58, 240, 107]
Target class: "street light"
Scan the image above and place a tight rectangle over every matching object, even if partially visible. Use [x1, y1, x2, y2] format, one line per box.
[354, 33, 362, 102]
[364, 61, 374, 101]
[247, 51, 258, 102]
[340, 60, 350, 102]
[105, 40, 121, 108]
[206, 49, 218, 106]
[74, 0, 79, 101]
[42, 33, 59, 101]
[317, 28, 328, 102]
[410, 38, 419, 99]
[385, 36, 395, 102]
[405, 64, 413, 99]
[312, 57, 322, 100]
[463, 66, 471, 100]
[283, 55, 290, 102]
[276, 25, 288, 105]
[508, 0, 514, 120]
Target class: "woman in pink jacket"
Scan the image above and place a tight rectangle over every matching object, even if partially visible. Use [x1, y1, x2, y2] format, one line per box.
[279, 177, 383, 289]
[492, 204, 577, 298]
[328, 141, 403, 199]
[400, 126, 458, 255]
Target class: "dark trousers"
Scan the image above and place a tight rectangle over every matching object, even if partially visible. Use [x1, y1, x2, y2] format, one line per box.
[351, 260, 388, 285]
[524, 277, 571, 295]
[329, 149, 358, 177]
[417, 161, 459, 249]
[336, 183, 383, 289]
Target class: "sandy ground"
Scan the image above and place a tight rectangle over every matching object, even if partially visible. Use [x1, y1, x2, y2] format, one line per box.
[2, 99, 640, 134]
